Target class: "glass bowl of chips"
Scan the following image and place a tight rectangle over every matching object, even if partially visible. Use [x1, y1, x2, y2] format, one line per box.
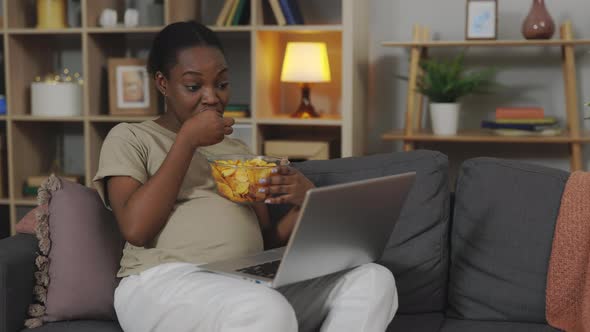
[209, 154, 287, 204]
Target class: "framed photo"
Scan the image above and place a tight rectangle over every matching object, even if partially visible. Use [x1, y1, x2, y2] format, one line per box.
[108, 58, 158, 115]
[465, 0, 498, 40]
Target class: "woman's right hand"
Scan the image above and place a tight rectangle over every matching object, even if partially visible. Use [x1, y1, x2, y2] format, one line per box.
[178, 110, 235, 149]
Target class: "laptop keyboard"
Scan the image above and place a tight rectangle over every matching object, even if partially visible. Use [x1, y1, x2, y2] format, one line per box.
[236, 260, 281, 279]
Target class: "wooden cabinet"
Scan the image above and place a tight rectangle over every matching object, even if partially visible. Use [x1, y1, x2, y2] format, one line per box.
[2, 0, 368, 236]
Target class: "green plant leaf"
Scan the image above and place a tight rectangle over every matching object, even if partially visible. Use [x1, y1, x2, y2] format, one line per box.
[411, 52, 498, 103]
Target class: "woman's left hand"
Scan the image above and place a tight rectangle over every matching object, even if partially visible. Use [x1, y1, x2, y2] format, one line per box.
[258, 166, 315, 206]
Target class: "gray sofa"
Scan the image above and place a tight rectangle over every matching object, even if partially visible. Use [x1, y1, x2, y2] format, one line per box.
[0, 150, 566, 331]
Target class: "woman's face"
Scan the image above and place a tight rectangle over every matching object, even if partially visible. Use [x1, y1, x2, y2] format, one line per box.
[158, 46, 230, 125]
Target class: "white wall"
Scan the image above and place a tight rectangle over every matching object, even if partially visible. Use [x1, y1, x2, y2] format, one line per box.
[368, 0, 590, 175]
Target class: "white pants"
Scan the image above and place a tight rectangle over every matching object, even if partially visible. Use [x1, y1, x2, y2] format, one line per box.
[114, 262, 398, 332]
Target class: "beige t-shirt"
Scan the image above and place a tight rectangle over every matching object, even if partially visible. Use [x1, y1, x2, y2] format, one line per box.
[93, 120, 263, 277]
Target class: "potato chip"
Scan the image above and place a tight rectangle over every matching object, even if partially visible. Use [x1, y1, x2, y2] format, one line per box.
[235, 169, 249, 182]
[221, 167, 236, 177]
[235, 182, 249, 195]
[216, 182, 234, 200]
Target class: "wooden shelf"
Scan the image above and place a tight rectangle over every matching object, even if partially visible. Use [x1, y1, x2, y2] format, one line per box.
[86, 27, 164, 34]
[255, 25, 343, 32]
[382, 22, 587, 173]
[7, 28, 83, 35]
[88, 115, 158, 123]
[13, 199, 38, 206]
[382, 39, 590, 48]
[11, 115, 84, 122]
[382, 130, 590, 144]
[210, 26, 253, 32]
[257, 116, 342, 126]
[0, 199, 10, 205]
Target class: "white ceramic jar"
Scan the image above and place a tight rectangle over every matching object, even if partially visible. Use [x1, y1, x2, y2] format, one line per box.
[31, 82, 82, 116]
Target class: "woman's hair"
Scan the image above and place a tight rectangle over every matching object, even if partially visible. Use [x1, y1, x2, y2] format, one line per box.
[147, 21, 225, 79]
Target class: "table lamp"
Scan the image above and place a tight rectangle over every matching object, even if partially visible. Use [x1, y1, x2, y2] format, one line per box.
[280, 42, 331, 118]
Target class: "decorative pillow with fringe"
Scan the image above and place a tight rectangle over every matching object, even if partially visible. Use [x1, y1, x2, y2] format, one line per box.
[24, 175, 124, 328]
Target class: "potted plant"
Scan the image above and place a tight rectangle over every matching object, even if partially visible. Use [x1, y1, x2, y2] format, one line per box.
[416, 53, 496, 135]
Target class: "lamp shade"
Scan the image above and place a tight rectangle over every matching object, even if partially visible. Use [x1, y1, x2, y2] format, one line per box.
[280, 42, 331, 83]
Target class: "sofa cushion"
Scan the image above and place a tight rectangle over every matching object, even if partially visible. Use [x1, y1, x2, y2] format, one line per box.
[283, 150, 451, 313]
[23, 320, 123, 332]
[24, 177, 124, 327]
[0, 234, 37, 332]
[448, 158, 569, 322]
[387, 313, 445, 332]
[440, 318, 562, 332]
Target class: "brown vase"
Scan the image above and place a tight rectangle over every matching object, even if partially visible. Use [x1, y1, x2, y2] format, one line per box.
[522, 0, 555, 39]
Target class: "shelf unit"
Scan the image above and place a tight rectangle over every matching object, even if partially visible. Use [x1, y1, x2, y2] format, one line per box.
[381, 22, 588, 171]
[1, 0, 368, 237]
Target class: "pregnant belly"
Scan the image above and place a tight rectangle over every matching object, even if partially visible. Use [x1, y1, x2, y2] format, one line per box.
[153, 195, 264, 263]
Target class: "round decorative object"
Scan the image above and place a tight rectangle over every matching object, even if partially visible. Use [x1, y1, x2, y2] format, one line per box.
[522, 0, 555, 40]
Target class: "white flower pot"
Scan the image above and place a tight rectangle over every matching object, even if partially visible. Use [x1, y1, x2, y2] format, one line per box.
[430, 103, 460, 135]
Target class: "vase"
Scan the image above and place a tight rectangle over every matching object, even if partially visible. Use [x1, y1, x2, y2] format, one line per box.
[522, 0, 555, 40]
[430, 103, 460, 135]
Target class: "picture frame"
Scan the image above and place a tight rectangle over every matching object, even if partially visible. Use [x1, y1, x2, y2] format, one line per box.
[108, 58, 158, 116]
[465, 0, 498, 40]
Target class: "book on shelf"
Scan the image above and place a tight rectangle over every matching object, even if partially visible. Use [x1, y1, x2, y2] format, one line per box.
[22, 185, 38, 197]
[216, 0, 250, 26]
[496, 107, 544, 119]
[225, 0, 241, 25]
[490, 128, 563, 137]
[481, 120, 559, 131]
[227, 0, 250, 26]
[289, 0, 304, 24]
[482, 118, 562, 137]
[225, 104, 250, 118]
[237, 0, 251, 25]
[494, 116, 558, 125]
[279, 0, 304, 25]
[225, 110, 250, 118]
[216, 0, 235, 26]
[269, 0, 287, 25]
[255, 0, 264, 25]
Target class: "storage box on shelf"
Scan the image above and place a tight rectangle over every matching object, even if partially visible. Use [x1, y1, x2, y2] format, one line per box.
[381, 22, 590, 171]
[0, 0, 367, 237]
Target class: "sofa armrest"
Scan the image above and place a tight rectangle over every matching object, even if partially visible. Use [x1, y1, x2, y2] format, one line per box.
[0, 234, 37, 332]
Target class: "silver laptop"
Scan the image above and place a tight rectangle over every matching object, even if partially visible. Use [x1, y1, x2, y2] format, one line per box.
[199, 172, 416, 288]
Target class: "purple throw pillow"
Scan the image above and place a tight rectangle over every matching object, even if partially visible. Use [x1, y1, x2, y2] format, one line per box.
[15, 205, 41, 235]
[24, 176, 124, 328]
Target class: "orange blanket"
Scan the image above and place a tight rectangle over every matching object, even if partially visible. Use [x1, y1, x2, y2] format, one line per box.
[546, 171, 590, 332]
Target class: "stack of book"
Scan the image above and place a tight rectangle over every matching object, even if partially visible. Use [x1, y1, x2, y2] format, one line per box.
[481, 107, 562, 136]
[216, 0, 251, 26]
[224, 104, 250, 118]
